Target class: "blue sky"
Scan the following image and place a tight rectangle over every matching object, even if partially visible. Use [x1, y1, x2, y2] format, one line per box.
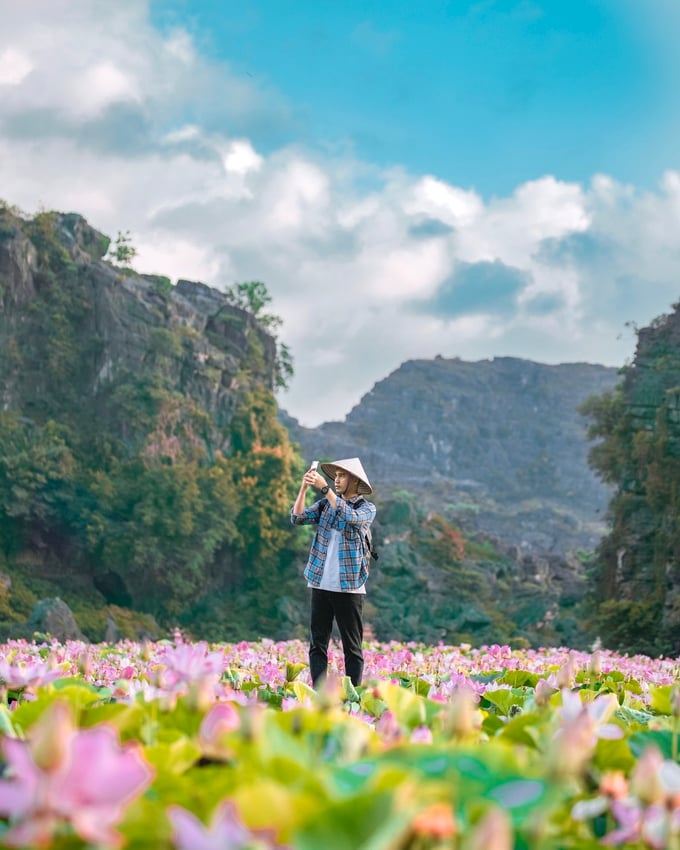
[2, 1, 680, 425]
[148, 0, 678, 194]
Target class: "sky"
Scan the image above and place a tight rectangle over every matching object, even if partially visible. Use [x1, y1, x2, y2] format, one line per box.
[2, 1, 680, 426]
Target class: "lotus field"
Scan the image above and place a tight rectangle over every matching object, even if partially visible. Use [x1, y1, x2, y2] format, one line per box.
[0, 637, 679, 849]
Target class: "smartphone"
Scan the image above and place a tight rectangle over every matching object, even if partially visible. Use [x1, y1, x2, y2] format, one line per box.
[310, 461, 319, 471]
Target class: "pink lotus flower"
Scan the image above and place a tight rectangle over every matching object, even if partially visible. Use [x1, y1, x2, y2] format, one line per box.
[199, 702, 241, 760]
[0, 659, 61, 691]
[168, 800, 288, 850]
[549, 688, 622, 777]
[156, 641, 226, 696]
[0, 701, 154, 848]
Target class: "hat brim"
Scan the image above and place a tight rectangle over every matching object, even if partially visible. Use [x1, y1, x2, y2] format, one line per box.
[320, 462, 372, 495]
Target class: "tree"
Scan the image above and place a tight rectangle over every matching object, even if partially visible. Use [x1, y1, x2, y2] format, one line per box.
[226, 281, 281, 330]
[109, 231, 137, 267]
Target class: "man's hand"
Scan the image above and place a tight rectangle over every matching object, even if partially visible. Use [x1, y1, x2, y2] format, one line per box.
[303, 468, 327, 490]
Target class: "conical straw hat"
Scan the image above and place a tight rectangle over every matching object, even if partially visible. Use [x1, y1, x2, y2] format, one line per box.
[320, 457, 372, 495]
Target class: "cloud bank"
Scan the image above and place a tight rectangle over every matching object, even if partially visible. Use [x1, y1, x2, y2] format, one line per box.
[1, 2, 679, 426]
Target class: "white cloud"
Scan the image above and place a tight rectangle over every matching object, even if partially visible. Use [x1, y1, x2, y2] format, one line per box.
[222, 140, 263, 176]
[0, 1, 678, 426]
[69, 62, 140, 117]
[0, 48, 33, 85]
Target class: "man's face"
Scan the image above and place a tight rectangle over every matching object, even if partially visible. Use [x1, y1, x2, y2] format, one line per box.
[334, 470, 356, 496]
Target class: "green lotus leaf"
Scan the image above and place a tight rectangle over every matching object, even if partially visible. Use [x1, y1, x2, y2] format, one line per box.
[291, 680, 317, 703]
[0, 703, 17, 738]
[629, 729, 674, 759]
[360, 690, 387, 719]
[497, 712, 542, 748]
[285, 661, 307, 682]
[144, 733, 202, 775]
[343, 676, 360, 703]
[498, 670, 540, 688]
[293, 786, 413, 850]
[376, 682, 426, 729]
[80, 701, 147, 738]
[592, 736, 635, 772]
[482, 688, 527, 716]
[649, 685, 672, 716]
[234, 778, 317, 843]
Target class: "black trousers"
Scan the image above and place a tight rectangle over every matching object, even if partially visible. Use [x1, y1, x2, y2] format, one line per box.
[309, 589, 364, 687]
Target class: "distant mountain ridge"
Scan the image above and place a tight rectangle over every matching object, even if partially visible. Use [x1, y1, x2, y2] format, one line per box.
[281, 355, 620, 554]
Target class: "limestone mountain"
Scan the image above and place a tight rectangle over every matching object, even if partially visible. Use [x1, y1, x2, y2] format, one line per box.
[282, 355, 620, 552]
[0, 204, 305, 641]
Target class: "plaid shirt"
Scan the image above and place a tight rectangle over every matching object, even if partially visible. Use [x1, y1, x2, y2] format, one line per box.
[291, 495, 376, 590]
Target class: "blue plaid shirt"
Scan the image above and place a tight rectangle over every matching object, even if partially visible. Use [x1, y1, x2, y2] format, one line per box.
[291, 495, 376, 590]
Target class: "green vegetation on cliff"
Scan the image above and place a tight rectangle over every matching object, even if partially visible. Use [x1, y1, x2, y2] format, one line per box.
[582, 304, 680, 656]
[0, 203, 308, 641]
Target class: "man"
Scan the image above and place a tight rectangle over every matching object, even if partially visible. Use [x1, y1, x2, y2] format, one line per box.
[291, 457, 376, 688]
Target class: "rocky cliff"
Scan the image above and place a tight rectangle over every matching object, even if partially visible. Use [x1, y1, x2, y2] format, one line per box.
[0, 205, 302, 641]
[582, 302, 680, 655]
[0, 208, 276, 452]
[282, 356, 619, 553]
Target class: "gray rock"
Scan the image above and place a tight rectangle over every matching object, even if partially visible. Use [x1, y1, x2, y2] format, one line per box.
[27, 598, 86, 642]
[104, 615, 121, 644]
[0, 208, 278, 455]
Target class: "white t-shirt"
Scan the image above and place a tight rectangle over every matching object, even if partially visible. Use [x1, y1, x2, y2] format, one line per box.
[308, 528, 366, 594]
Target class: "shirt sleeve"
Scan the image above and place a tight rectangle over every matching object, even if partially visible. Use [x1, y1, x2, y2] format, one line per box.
[290, 499, 326, 526]
[335, 497, 376, 526]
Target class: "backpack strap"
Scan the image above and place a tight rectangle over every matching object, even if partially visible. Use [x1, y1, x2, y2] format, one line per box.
[353, 498, 378, 561]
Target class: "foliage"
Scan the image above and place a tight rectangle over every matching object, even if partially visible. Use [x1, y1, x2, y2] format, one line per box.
[226, 280, 281, 330]
[0, 638, 679, 849]
[368, 495, 585, 650]
[581, 305, 680, 656]
[108, 230, 138, 266]
[224, 280, 294, 390]
[0, 210, 306, 639]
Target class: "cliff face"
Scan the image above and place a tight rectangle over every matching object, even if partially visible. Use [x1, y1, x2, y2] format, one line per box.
[0, 209, 276, 452]
[0, 206, 302, 640]
[283, 356, 619, 552]
[584, 303, 680, 654]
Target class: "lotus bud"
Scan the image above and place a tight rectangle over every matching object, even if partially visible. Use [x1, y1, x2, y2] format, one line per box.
[556, 654, 577, 688]
[467, 807, 513, 850]
[316, 673, 343, 711]
[444, 687, 480, 738]
[672, 686, 680, 718]
[589, 650, 602, 676]
[140, 638, 152, 662]
[77, 648, 92, 677]
[630, 746, 665, 804]
[186, 674, 216, 712]
[534, 678, 557, 707]
[199, 702, 240, 760]
[376, 710, 402, 745]
[600, 771, 628, 799]
[410, 725, 433, 744]
[31, 701, 73, 771]
[411, 802, 457, 840]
